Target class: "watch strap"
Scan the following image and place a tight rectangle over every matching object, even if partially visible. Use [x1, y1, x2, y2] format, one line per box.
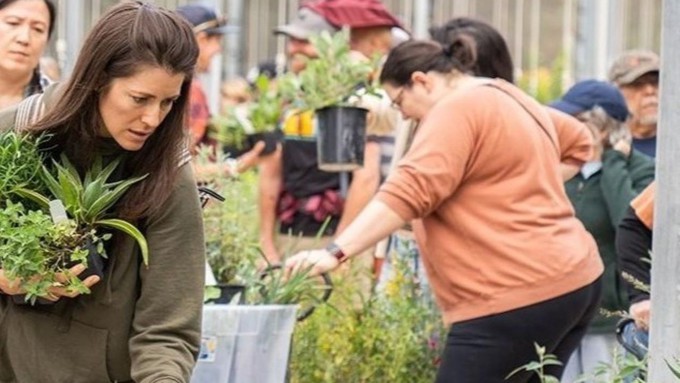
[325, 242, 348, 263]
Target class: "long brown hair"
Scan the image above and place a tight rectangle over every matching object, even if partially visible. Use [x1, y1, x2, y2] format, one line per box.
[31, 1, 199, 220]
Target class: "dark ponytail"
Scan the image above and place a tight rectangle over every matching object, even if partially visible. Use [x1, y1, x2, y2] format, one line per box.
[379, 38, 475, 86]
[429, 17, 514, 83]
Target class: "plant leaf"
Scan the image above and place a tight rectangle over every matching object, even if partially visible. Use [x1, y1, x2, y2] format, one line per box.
[95, 218, 149, 266]
[84, 174, 147, 221]
[11, 187, 50, 210]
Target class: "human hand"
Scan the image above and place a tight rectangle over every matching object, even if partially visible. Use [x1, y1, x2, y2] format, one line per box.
[630, 299, 651, 331]
[258, 241, 281, 268]
[0, 269, 24, 296]
[608, 127, 632, 157]
[0, 264, 100, 302]
[233, 141, 266, 175]
[284, 249, 339, 280]
[47, 264, 101, 300]
[612, 138, 632, 157]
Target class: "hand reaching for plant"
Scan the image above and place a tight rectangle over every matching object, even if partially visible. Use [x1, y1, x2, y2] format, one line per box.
[0, 264, 100, 302]
[284, 249, 339, 280]
[235, 141, 266, 174]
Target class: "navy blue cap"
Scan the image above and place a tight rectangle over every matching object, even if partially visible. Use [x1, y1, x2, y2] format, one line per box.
[550, 79, 630, 122]
[176, 5, 227, 35]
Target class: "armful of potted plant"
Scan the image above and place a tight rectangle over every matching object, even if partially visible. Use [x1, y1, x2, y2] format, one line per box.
[4, 154, 150, 303]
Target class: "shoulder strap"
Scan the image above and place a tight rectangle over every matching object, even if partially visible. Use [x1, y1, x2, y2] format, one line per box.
[483, 83, 560, 156]
[14, 92, 46, 133]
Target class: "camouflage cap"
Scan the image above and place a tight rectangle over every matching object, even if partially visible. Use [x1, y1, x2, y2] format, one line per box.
[608, 50, 660, 86]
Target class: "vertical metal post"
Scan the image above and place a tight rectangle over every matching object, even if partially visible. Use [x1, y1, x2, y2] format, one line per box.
[528, 0, 540, 95]
[575, 0, 609, 80]
[63, 0, 84, 76]
[411, 0, 430, 39]
[593, 0, 609, 79]
[492, 0, 508, 38]
[513, 0, 525, 81]
[648, 0, 680, 380]
[225, 0, 244, 80]
[639, 0, 654, 48]
[561, 0, 574, 89]
[453, 0, 469, 17]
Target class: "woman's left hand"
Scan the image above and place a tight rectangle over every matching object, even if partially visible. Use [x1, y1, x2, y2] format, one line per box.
[284, 249, 339, 280]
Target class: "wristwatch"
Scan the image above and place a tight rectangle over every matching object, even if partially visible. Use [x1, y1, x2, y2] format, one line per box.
[325, 242, 348, 263]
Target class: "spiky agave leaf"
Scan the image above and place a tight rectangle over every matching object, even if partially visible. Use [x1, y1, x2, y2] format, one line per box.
[95, 218, 149, 265]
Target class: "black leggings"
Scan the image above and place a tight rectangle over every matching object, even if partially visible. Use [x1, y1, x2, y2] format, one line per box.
[435, 278, 602, 383]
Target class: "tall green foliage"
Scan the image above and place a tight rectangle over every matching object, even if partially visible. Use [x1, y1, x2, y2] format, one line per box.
[289, 257, 445, 383]
[278, 29, 378, 111]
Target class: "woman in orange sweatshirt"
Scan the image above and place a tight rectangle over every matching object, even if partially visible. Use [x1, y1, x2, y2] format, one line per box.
[285, 39, 603, 383]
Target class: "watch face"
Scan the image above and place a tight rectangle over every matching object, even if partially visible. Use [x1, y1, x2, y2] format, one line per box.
[326, 243, 346, 262]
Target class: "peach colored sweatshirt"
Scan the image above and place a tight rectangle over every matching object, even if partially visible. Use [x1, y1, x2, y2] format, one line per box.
[548, 107, 593, 166]
[632, 181, 655, 229]
[376, 79, 603, 325]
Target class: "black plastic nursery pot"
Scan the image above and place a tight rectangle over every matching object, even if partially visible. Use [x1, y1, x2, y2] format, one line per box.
[205, 284, 246, 304]
[246, 130, 283, 157]
[315, 105, 368, 172]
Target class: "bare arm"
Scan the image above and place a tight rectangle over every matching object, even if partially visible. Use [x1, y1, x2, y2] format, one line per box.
[546, 107, 593, 179]
[258, 145, 283, 263]
[285, 199, 406, 276]
[336, 141, 381, 234]
[192, 142, 265, 181]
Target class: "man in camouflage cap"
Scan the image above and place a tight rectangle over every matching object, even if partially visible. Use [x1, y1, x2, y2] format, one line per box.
[608, 50, 660, 158]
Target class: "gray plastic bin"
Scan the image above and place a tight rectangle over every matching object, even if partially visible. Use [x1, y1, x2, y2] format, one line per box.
[191, 305, 298, 383]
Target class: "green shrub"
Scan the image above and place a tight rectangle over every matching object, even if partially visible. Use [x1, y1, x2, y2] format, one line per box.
[289, 257, 445, 383]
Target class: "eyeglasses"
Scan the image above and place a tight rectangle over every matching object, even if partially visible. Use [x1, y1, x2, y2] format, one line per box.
[390, 87, 406, 109]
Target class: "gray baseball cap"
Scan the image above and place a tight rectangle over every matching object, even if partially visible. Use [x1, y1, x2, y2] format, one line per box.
[608, 50, 660, 86]
[274, 8, 338, 40]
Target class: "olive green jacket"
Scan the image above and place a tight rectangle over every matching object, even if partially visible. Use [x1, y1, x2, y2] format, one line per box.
[0, 86, 206, 383]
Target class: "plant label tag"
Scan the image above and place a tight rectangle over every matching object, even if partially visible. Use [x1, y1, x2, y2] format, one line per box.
[197, 336, 218, 362]
[49, 200, 68, 224]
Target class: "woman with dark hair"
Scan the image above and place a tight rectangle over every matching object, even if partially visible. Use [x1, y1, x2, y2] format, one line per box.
[0, 2, 204, 382]
[429, 16, 514, 83]
[285, 39, 603, 382]
[429, 17, 593, 181]
[0, 0, 56, 109]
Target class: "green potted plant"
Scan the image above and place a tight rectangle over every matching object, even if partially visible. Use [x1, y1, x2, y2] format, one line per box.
[0, 131, 48, 202]
[0, 133, 149, 304]
[197, 148, 261, 304]
[280, 29, 378, 172]
[210, 74, 283, 157]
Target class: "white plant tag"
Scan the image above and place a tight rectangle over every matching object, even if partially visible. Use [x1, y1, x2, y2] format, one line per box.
[49, 200, 68, 224]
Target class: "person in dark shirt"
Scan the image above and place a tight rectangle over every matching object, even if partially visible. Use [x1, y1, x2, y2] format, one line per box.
[551, 79, 654, 382]
[616, 182, 655, 361]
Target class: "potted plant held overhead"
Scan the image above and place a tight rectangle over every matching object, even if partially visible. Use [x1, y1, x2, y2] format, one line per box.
[282, 29, 378, 172]
[210, 74, 283, 157]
